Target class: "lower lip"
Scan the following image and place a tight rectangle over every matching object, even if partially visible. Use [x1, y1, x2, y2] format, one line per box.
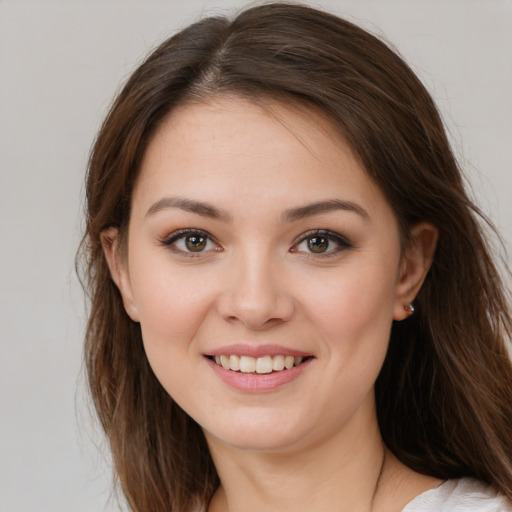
[206, 357, 312, 392]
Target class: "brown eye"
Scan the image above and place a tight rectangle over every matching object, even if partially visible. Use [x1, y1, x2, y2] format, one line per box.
[163, 229, 219, 255]
[292, 230, 352, 257]
[307, 236, 329, 253]
[185, 234, 207, 252]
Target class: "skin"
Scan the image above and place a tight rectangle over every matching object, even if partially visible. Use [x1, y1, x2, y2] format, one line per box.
[103, 97, 440, 511]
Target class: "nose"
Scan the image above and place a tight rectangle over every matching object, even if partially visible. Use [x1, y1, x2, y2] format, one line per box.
[216, 248, 295, 330]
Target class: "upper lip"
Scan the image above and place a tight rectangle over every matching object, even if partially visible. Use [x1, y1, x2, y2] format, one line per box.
[204, 344, 313, 358]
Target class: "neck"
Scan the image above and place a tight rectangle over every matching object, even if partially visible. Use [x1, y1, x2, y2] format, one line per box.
[206, 401, 387, 512]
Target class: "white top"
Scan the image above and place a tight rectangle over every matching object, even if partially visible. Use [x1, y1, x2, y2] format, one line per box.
[197, 477, 511, 511]
[402, 478, 511, 511]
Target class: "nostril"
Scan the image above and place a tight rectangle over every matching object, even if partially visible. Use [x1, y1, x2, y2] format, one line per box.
[215, 277, 295, 328]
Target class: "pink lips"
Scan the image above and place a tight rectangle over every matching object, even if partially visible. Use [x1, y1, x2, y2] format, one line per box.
[204, 344, 311, 358]
[204, 344, 314, 392]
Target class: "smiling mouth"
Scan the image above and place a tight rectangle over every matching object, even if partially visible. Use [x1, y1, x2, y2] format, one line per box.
[207, 354, 312, 374]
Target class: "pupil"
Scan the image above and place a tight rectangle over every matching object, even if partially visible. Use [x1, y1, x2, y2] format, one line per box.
[308, 236, 328, 253]
[186, 235, 207, 252]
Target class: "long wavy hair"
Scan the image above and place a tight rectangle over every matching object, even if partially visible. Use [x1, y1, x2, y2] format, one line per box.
[78, 3, 512, 511]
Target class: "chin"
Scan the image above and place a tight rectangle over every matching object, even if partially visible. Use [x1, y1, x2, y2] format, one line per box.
[201, 408, 315, 453]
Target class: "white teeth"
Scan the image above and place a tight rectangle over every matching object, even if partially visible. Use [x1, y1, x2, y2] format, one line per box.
[220, 355, 230, 370]
[272, 355, 285, 371]
[256, 356, 273, 374]
[229, 355, 240, 371]
[213, 354, 306, 373]
[239, 356, 256, 373]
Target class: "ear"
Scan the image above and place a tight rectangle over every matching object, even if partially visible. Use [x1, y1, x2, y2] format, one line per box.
[101, 227, 140, 322]
[393, 222, 438, 321]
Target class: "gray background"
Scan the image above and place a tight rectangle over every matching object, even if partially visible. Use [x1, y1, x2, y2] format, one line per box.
[1, 1, 510, 511]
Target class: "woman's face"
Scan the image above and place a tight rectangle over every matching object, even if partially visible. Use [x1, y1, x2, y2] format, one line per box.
[109, 97, 428, 453]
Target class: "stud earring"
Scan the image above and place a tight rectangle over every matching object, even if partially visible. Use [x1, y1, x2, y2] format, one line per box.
[403, 303, 415, 315]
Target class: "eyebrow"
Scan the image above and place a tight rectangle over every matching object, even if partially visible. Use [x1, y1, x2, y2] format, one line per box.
[145, 197, 232, 221]
[145, 196, 368, 223]
[282, 199, 369, 222]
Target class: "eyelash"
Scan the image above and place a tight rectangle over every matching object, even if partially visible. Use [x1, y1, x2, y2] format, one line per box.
[160, 228, 353, 258]
[291, 229, 353, 257]
[160, 229, 221, 257]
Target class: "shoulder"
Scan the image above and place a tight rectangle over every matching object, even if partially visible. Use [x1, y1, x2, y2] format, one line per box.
[402, 478, 512, 512]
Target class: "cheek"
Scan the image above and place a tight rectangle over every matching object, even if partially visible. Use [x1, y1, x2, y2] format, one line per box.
[303, 263, 397, 414]
[129, 255, 218, 347]
[129, 259, 220, 403]
[300, 259, 398, 354]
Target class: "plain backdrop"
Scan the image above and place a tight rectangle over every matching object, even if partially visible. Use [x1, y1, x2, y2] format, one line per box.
[0, 1, 510, 511]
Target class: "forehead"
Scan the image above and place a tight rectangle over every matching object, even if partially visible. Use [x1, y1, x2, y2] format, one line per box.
[133, 96, 389, 219]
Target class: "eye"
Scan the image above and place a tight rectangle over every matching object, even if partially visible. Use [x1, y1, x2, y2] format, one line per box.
[291, 230, 352, 256]
[161, 229, 220, 255]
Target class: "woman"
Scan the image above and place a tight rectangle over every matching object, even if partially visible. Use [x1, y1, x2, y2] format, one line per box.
[79, 3, 512, 511]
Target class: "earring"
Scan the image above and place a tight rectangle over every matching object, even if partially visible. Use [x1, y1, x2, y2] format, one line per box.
[403, 303, 415, 315]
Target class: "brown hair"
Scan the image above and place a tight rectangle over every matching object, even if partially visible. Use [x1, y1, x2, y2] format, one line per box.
[78, 3, 512, 511]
